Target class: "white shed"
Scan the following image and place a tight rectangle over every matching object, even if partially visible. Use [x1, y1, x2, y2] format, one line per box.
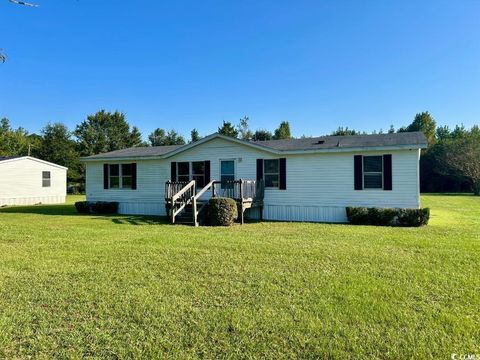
[82, 132, 427, 224]
[0, 156, 67, 206]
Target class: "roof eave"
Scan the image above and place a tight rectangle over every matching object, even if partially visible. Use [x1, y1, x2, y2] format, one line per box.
[81, 143, 427, 162]
[0, 156, 68, 170]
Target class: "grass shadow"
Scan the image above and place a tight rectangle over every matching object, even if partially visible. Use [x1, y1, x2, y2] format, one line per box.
[0, 203, 169, 226]
[0, 204, 77, 216]
[107, 216, 169, 226]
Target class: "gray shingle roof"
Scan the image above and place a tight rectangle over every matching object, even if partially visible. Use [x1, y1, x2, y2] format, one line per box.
[0, 156, 21, 162]
[254, 132, 427, 151]
[82, 145, 183, 160]
[82, 132, 427, 160]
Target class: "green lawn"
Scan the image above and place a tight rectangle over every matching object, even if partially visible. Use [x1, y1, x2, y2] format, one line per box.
[0, 195, 479, 359]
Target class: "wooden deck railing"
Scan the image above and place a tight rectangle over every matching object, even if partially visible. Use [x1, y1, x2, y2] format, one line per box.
[167, 180, 196, 224]
[211, 179, 264, 201]
[165, 179, 264, 226]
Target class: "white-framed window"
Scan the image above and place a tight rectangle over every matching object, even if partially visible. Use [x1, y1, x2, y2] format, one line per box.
[192, 161, 205, 188]
[176, 161, 205, 187]
[363, 156, 383, 189]
[121, 164, 133, 189]
[220, 159, 235, 189]
[264, 159, 279, 188]
[109, 164, 120, 188]
[42, 171, 51, 187]
[109, 164, 133, 189]
[177, 162, 190, 182]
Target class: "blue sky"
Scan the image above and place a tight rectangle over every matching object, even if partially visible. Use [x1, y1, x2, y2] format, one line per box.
[1, 0, 479, 139]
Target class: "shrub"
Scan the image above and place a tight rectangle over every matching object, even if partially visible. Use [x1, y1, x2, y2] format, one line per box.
[75, 201, 90, 214]
[208, 197, 238, 226]
[346, 206, 430, 227]
[397, 208, 430, 227]
[90, 201, 119, 214]
[74, 201, 118, 215]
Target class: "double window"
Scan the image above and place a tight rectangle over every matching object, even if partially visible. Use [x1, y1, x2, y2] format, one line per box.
[363, 156, 383, 189]
[177, 161, 206, 187]
[109, 164, 133, 189]
[42, 171, 51, 187]
[264, 159, 279, 188]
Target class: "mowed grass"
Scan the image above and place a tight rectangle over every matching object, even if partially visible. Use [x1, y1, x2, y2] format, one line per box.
[0, 195, 479, 359]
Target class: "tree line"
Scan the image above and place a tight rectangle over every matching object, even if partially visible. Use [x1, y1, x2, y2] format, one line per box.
[0, 111, 293, 184]
[0, 110, 478, 195]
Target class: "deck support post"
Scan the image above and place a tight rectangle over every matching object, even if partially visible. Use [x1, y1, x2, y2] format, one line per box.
[192, 183, 198, 226]
[239, 179, 244, 225]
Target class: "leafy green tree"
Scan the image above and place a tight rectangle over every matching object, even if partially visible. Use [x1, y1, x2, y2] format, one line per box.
[35, 123, 81, 182]
[148, 128, 166, 146]
[439, 128, 480, 195]
[0, 118, 29, 156]
[273, 121, 292, 140]
[399, 111, 437, 146]
[74, 110, 143, 156]
[148, 128, 185, 146]
[218, 121, 238, 138]
[331, 126, 360, 136]
[252, 129, 273, 141]
[190, 128, 201, 143]
[237, 116, 253, 140]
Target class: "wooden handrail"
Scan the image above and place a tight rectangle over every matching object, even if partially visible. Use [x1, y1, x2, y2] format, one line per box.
[194, 180, 215, 200]
[171, 180, 196, 203]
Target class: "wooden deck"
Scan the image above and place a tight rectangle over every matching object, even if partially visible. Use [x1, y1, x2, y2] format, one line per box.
[165, 179, 264, 226]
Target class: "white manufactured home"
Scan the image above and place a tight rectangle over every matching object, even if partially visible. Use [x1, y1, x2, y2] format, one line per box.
[82, 132, 427, 224]
[0, 156, 67, 206]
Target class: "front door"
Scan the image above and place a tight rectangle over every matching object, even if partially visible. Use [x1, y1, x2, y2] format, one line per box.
[220, 159, 235, 189]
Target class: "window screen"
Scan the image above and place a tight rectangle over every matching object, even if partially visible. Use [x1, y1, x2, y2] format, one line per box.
[42, 171, 51, 187]
[264, 159, 279, 188]
[363, 156, 383, 189]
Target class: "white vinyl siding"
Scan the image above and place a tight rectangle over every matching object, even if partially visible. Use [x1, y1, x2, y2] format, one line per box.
[0, 158, 67, 206]
[85, 137, 421, 222]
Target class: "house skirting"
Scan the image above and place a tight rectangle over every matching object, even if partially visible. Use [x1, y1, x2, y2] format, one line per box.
[246, 204, 347, 223]
[0, 196, 66, 206]
[113, 201, 348, 223]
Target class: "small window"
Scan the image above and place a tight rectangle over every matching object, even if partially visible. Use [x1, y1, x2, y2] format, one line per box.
[264, 159, 279, 188]
[220, 160, 235, 189]
[121, 164, 133, 189]
[109, 164, 120, 189]
[192, 161, 205, 188]
[363, 156, 383, 189]
[177, 162, 190, 182]
[42, 171, 51, 187]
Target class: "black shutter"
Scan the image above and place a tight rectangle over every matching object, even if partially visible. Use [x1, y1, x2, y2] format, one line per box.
[103, 164, 109, 189]
[131, 163, 137, 190]
[354, 155, 363, 190]
[204, 160, 211, 184]
[279, 158, 286, 190]
[383, 154, 392, 191]
[256, 159, 264, 181]
[171, 162, 177, 181]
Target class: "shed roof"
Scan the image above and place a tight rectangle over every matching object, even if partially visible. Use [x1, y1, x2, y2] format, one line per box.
[0, 156, 68, 169]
